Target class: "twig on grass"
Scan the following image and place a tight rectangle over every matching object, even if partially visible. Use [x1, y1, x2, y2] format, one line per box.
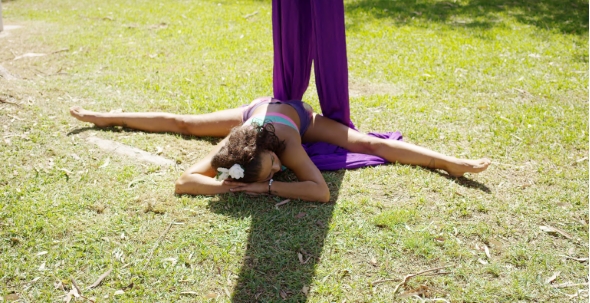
[87, 268, 112, 289]
[0, 64, 18, 80]
[0, 96, 19, 106]
[562, 289, 588, 300]
[553, 282, 589, 289]
[391, 266, 450, 296]
[559, 255, 589, 262]
[143, 221, 183, 269]
[243, 11, 259, 19]
[372, 277, 399, 285]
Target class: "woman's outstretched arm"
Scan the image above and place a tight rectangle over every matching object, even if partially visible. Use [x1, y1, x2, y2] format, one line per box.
[226, 140, 330, 202]
[176, 136, 330, 202]
[174, 138, 236, 195]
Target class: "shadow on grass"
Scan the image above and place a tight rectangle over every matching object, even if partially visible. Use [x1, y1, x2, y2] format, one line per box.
[67, 125, 491, 301]
[67, 125, 343, 301]
[428, 169, 491, 193]
[208, 170, 344, 302]
[345, 0, 588, 35]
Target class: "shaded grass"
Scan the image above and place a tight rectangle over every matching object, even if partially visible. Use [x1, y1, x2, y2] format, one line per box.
[1, 0, 588, 302]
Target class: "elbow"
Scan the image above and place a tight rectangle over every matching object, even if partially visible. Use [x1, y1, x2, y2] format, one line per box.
[174, 175, 189, 195]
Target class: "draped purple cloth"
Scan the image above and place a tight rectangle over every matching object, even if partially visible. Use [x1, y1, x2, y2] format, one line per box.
[272, 0, 403, 170]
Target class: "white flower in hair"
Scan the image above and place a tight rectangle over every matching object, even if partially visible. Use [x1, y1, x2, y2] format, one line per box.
[217, 167, 230, 181]
[217, 164, 244, 180]
[228, 164, 245, 179]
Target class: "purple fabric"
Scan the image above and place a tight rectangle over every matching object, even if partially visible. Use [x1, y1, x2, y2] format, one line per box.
[272, 0, 403, 171]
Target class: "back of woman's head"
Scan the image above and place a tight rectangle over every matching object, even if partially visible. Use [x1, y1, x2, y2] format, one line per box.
[211, 123, 285, 183]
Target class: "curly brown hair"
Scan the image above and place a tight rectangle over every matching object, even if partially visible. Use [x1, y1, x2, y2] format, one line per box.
[211, 122, 286, 183]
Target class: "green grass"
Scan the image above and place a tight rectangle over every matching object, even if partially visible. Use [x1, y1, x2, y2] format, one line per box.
[1, 0, 588, 302]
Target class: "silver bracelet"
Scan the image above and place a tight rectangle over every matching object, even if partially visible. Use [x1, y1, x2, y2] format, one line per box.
[268, 178, 274, 195]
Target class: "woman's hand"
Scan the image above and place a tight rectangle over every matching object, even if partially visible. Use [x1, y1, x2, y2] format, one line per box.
[224, 180, 268, 196]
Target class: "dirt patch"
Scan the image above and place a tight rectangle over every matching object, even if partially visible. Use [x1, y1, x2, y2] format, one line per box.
[86, 135, 175, 166]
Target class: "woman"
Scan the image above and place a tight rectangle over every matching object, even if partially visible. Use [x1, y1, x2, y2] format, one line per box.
[70, 97, 490, 202]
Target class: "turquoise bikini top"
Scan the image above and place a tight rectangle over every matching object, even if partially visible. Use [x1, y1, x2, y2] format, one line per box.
[244, 113, 299, 133]
[244, 113, 294, 172]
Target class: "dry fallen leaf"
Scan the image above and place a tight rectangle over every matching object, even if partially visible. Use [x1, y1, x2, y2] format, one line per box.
[488, 238, 503, 250]
[539, 225, 573, 239]
[54, 280, 64, 290]
[275, 199, 291, 209]
[545, 271, 561, 284]
[63, 293, 72, 303]
[205, 292, 218, 299]
[477, 258, 488, 265]
[114, 290, 125, 296]
[399, 285, 431, 298]
[280, 290, 288, 299]
[5, 293, 19, 301]
[483, 244, 491, 259]
[71, 280, 81, 298]
[370, 257, 378, 266]
[301, 286, 309, 296]
[99, 157, 110, 168]
[36, 251, 48, 256]
[295, 212, 306, 219]
[298, 252, 304, 264]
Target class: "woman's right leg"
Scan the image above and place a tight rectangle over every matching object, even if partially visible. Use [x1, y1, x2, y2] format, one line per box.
[304, 114, 490, 177]
[70, 106, 243, 137]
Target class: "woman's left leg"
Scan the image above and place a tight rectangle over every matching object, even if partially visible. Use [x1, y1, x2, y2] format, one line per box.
[70, 106, 243, 137]
[303, 114, 490, 177]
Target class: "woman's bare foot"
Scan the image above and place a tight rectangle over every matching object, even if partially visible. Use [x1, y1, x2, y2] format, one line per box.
[445, 158, 491, 177]
[70, 106, 112, 127]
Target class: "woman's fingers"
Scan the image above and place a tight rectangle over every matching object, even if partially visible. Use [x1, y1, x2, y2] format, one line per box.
[229, 183, 267, 194]
[223, 180, 247, 186]
[229, 185, 250, 192]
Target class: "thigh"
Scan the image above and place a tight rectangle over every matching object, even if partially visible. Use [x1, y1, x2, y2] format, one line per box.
[302, 114, 374, 153]
[181, 107, 244, 137]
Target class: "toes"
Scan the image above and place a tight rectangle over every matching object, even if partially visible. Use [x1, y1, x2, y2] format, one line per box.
[70, 106, 82, 115]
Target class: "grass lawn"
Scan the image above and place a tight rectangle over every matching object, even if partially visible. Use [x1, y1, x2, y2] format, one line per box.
[1, 0, 588, 302]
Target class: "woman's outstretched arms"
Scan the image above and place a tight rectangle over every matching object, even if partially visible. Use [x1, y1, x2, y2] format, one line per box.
[228, 139, 330, 202]
[176, 136, 330, 202]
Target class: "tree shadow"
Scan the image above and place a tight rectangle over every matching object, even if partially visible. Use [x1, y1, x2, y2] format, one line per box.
[207, 170, 345, 302]
[69, 125, 490, 301]
[345, 0, 588, 35]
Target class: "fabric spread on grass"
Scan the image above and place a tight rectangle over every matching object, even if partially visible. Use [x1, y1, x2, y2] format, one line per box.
[272, 0, 402, 171]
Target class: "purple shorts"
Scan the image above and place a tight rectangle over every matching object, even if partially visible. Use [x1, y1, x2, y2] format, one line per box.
[242, 97, 314, 136]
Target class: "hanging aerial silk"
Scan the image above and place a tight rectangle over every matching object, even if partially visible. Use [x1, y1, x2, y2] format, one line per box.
[272, 0, 403, 170]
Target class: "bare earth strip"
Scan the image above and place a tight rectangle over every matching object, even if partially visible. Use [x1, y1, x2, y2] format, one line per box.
[86, 136, 174, 166]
